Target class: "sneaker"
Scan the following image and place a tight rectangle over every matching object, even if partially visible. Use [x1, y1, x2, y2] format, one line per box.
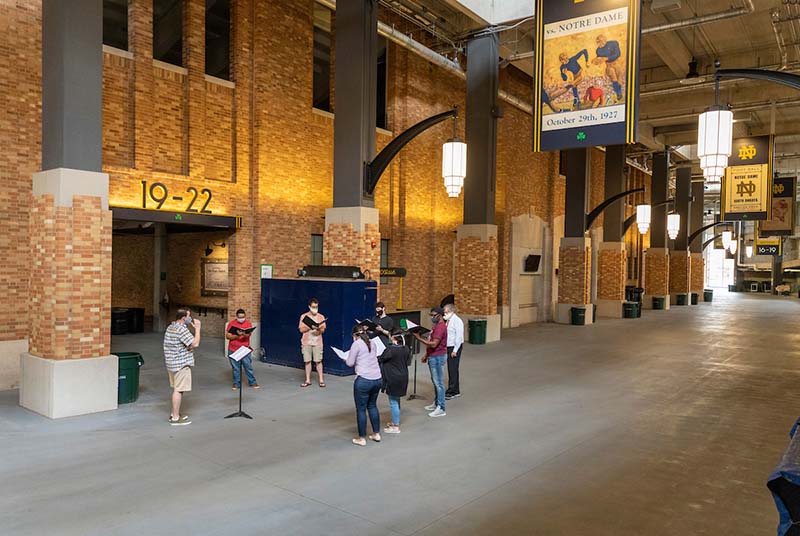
[250, 384, 261, 389]
[383, 426, 401, 434]
[424, 403, 437, 411]
[169, 415, 191, 426]
[445, 393, 461, 400]
[428, 407, 446, 418]
[232, 385, 239, 391]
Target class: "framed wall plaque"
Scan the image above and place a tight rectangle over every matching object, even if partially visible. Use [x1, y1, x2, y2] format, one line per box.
[201, 258, 229, 296]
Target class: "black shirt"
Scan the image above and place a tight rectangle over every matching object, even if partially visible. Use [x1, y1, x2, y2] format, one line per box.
[369, 314, 395, 350]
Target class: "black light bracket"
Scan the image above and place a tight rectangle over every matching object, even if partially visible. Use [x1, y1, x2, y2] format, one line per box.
[585, 187, 645, 232]
[364, 106, 459, 196]
[621, 198, 675, 235]
[687, 220, 733, 247]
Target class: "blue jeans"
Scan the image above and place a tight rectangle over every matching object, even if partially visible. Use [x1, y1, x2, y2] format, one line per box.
[427, 354, 446, 410]
[353, 376, 382, 437]
[228, 349, 257, 387]
[388, 395, 401, 425]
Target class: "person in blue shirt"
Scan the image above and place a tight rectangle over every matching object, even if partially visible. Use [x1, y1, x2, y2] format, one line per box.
[593, 34, 623, 101]
[559, 49, 589, 109]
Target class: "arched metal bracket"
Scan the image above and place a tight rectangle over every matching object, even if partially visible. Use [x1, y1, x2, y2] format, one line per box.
[702, 234, 723, 251]
[687, 221, 732, 246]
[364, 106, 458, 196]
[620, 198, 675, 235]
[715, 68, 800, 91]
[585, 187, 645, 232]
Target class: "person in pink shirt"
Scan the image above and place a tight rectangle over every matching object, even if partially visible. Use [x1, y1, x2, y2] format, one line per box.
[342, 325, 382, 446]
[298, 298, 326, 388]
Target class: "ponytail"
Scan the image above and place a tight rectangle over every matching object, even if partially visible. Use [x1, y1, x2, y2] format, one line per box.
[352, 325, 371, 351]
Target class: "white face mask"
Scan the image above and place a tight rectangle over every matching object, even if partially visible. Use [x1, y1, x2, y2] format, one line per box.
[237, 317, 245, 323]
[309, 306, 318, 314]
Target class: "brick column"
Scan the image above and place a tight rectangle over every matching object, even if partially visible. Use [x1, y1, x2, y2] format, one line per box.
[130, 0, 154, 171]
[323, 207, 381, 284]
[596, 242, 627, 318]
[643, 248, 670, 310]
[454, 225, 500, 341]
[669, 251, 691, 305]
[556, 237, 593, 324]
[690, 252, 705, 297]
[185, 0, 206, 181]
[21, 171, 117, 418]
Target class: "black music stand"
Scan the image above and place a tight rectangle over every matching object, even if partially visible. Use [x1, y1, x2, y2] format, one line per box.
[225, 359, 253, 420]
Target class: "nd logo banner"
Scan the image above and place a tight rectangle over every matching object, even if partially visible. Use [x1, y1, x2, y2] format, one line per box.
[721, 135, 773, 221]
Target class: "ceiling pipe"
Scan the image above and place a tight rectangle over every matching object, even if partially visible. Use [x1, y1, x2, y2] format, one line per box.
[771, 9, 789, 70]
[642, 0, 755, 35]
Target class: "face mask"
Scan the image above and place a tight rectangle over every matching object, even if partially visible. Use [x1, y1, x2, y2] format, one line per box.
[184, 316, 193, 325]
[431, 316, 439, 324]
[237, 317, 245, 323]
[444, 312, 453, 320]
[309, 306, 318, 314]
[375, 309, 383, 315]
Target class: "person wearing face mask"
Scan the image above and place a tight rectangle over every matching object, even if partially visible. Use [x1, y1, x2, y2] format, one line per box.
[163, 308, 201, 425]
[443, 303, 464, 400]
[378, 332, 411, 434]
[368, 301, 394, 352]
[225, 308, 259, 390]
[412, 307, 448, 417]
[340, 324, 382, 446]
[298, 298, 327, 387]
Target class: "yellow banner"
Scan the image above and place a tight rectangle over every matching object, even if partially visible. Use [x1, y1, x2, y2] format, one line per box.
[722, 163, 770, 219]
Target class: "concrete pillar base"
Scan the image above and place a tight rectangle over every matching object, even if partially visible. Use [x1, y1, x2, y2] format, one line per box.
[596, 299, 624, 319]
[462, 314, 502, 343]
[20, 353, 118, 419]
[555, 303, 595, 325]
[0, 339, 27, 391]
[642, 295, 671, 310]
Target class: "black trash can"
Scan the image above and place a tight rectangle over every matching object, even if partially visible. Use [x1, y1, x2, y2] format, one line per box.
[111, 308, 130, 335]
[704, 289, 713, 302]
[728, 284, 737, 292]
[653, 296, 666, 310]
[570, 307, 586, 326]
[631, 287, 644, 304]
[128, 308, 145, 333]
[115, 352, 144, 404]
[676, 294, 688, 306]
[468, 319, 487, 345]
[625, 285, 635, 302]
[635, 302, 642, 318]
[691, 293, 699, 305]
[623, 302, 637, 318]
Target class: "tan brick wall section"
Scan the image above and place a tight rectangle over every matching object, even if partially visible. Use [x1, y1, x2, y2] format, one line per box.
[669, 253, 691, 294]
[112, 235, 155, 315]
[597, 249, 627, 301]
[558, 245, 591, 304]
[645, 251, 670, 296]
[455, 237, 499, 315]
[690, 253, 705, 293]
[323, 223, 382, 285]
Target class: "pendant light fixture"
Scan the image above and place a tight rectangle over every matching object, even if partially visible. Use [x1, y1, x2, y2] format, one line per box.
[636, 204, 651, 235]
[442, 111, 466, 198]
[667, 213, 681, 240]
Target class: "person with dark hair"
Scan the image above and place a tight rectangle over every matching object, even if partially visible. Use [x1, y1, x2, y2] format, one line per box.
[413, 307, 448, 417]
[163, 308, 201, 425]
[299, 297, 326, 387]
[341, 324, 382, 446]
[368, 301, 394, 352]
[225, 308, 259, 390]
[443, 303, 464, 400]
[378, 332, 411, 434]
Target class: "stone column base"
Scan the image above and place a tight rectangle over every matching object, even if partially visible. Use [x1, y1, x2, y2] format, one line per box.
[461, 314, 502, 343]
[20, 353, 118, 419]
[0, 339, 27, 391]
[642, 295, 671, 310]
[596, 299, 624, 319]
[555, 303, 594, 325]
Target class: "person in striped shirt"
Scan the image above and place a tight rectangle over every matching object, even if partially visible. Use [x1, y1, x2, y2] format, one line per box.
[163, 308, 201, 425]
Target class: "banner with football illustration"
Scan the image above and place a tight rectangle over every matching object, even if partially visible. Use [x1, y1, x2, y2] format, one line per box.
[533, 0, 641, 152]
[760, 176, 796, 236]
[721, 136, 773, 221]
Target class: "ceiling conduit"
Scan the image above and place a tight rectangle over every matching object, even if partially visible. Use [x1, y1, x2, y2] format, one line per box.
[642, 0, 755, 35]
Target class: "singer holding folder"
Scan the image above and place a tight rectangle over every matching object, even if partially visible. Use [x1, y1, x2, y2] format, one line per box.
[299, 298, 327, 388]
[225, 309, 259, 390]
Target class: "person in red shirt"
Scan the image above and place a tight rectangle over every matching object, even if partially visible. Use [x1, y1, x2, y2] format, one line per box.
[413, 307, 448, 417]
[226, 308, 260, 390]
[583, 81, 604, 109]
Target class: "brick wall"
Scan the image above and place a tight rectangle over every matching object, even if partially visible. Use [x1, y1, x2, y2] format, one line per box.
[645, 249, 670, 296]
[558, 242, 591, 304]
[690, 252, 705, 293]
[597, 248, 627, 301]
[112, 234, 154, 315]
[669, 252, 691, 294]
[455, 236, 499, 315]
[102, 52, 134, 168]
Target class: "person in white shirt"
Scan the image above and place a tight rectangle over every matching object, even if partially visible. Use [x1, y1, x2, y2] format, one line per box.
[443, 303, 464, 400]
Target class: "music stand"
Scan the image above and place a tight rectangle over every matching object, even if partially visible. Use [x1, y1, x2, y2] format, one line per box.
[225, 353, 253, 420]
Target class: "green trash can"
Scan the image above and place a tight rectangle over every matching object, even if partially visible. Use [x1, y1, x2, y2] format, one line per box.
[635, 302, 642, 318]
[570, 307, 586, 326]
[467, 319, 487, 345]
[676, 294, 688, 306]
[623, 302, 637, 318]
[691, 293, 699, 305]
[704, 289, 713, 302]
[652, 296, 666, 310]
[115, 352, 144, 404]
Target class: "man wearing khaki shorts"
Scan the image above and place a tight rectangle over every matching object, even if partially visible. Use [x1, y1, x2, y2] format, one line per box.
[163, 308, 201, 425]
[298, 298, 326, 388]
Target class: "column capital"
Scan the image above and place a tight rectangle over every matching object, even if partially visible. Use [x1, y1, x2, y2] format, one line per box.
[325, 206, 379, 233]
[457, 224, 498, 242]
[33, 168, 109, 210]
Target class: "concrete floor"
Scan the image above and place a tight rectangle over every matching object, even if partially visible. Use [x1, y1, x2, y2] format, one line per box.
[1, 291, 798, 535]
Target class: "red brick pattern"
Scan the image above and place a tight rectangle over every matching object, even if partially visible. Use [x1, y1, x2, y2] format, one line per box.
[645, 250, 670, 296]
[690, 253, 705, 293]
[455, 237, 499, 315]
[669, 252, 691, 294]
[558, 244, 591, 304]
[29, 195, 112, 359]
[323, 223, 382, 285]
[597, 248, 627, 301]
